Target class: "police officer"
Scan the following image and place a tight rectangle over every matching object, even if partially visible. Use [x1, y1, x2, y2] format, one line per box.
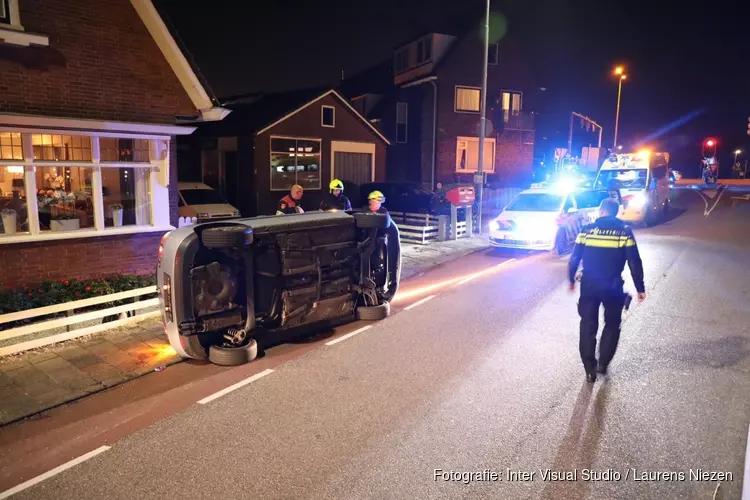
[568, 197, 646, 383]
[367, 190, 388, 215]
[320, 179, 352, 211]
[276, 184, 304, 215]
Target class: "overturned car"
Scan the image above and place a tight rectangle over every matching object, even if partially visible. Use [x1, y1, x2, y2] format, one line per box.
[157, 210, 400, 366]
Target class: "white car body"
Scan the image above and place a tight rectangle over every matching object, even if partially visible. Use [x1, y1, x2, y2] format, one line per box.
[178, 182, 240, 220]
[489, 186, 607, 251]
[593, 151, 671, 224]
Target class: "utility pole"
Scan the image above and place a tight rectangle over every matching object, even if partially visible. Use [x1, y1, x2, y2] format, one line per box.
[474, 0, 490, 233]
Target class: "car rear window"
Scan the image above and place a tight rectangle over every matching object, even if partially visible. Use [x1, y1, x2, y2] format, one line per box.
[180, 189, 227, 206]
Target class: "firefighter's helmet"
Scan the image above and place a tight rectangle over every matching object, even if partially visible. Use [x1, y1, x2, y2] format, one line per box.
[368, 190, 385, 203]
[329, 179, 344, 192]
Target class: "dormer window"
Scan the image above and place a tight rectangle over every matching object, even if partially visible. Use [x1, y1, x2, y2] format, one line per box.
[416, 37, 432, 64]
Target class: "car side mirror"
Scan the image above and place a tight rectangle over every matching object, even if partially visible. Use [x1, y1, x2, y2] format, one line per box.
[567, 207, 578, 214]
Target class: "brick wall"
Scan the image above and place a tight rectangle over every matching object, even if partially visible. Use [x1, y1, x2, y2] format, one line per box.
[0, 0, 196, 123]
[169, 138, 179, 226]
[0, 232, 165, 289]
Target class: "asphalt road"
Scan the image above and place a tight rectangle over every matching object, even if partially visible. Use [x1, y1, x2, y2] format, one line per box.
[4, 187, 750, 500]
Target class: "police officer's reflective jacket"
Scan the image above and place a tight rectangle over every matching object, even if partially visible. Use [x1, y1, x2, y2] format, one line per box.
[277, 195, 301, 215]
[568, 216, 645, 293]
[320, 193, 352, 211]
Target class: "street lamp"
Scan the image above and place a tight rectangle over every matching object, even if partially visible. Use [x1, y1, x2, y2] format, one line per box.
[613, 67, 627, 148]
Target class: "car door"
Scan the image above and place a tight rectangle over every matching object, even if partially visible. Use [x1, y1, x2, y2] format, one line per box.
[561, 194, 583, 243]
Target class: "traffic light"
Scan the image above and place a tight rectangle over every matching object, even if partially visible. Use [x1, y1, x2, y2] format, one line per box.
[706, 139, 714, 147]
[703, 138, 718, 159]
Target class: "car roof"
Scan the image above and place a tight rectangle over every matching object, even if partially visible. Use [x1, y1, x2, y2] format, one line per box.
[178, 182, 213, 190]
[519, 188, 563, 195]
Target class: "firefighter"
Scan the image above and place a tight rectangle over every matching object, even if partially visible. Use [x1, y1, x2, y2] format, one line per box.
[568, 197, 646, 383]
[276, 184, 304, 215]
[320, 179, 352, 211]
[367, 190, 388, 215]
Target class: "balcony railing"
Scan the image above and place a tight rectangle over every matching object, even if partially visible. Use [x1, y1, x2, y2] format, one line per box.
[501, 112, 535, 131]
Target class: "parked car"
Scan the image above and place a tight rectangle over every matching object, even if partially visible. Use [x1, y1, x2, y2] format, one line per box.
[359, 182, 450, 215]
[157, 210, 401, 366]
[489, 185, 612, 254]
[178, 182, 240, 220]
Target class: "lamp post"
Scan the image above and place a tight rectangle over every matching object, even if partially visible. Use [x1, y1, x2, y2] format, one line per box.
[474, 0, 490, 233]
[613, 66, 627, 148]
[734, 149, 742, 178]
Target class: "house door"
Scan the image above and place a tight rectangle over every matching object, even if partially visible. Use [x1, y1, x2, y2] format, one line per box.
[333, 151, 373, 185]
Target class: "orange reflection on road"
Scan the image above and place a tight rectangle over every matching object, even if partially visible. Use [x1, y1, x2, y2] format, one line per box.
[393, 258, 516, 303]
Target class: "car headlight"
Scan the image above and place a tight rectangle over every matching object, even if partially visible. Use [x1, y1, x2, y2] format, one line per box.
[197, 212, 209, 218]
[628, 193, 647, 209]
[490, 220, 501, 231]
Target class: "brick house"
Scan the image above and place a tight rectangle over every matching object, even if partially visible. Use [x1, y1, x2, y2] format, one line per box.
[178, 88, 389, 216]
[0, 0, 228, 288]
[341, 24, 539, 190]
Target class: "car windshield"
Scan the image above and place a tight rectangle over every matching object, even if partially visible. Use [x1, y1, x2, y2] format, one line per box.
[180, 189, 228, 206]
[575, 190, 609, 209]
[505, 193, 563, 212]
[594, 169, 648, 189]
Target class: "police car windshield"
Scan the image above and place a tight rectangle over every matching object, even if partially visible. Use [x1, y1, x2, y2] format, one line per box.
[505, 193, 563, 212]
[594, 169, 647, 189]
[180, 189, 228, 205]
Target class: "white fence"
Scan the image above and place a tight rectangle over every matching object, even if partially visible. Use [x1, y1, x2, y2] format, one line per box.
[0, 286, 159, 356]
[389, 211, 442, 245]
[178, 216, 198, 228]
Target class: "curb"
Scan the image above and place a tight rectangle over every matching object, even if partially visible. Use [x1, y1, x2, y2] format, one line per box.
[1, 240, 490, 428]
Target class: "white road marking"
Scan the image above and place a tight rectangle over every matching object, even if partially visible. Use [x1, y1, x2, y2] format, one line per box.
[705, 186, 727, 216]
[742, 422, 750, 500]
[324, 326, 372, 346]
[0, 446, 110, 499]
[403, 294, 436, 311]
[197, 369, 274, 404]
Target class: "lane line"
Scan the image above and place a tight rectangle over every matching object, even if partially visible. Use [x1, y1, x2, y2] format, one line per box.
[403, 295, 436, 311]
[742, 422, 750, 500]
[705, 186, 727, 216]
[197, 369, 274, 404]
[324, 326, 372, 347]
[0, 446, 110, 499]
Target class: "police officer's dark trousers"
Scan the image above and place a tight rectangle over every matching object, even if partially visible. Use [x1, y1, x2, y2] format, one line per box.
[578, 277, 625, 373]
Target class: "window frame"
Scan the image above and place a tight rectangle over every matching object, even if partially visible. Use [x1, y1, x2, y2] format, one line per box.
[395, 102, 408, 144]
[269, 135, 323, 192]
[0, 131, 170, 245]
[455, 136, 496, 173]
[321, 105, 336, 128]
[1, 0, 12, 25]
[454, 86, 482, 114]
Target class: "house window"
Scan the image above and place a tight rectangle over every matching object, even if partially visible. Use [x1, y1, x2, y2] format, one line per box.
[270, 137, 322, 191]
[32, 134, 93, 161]
[100, 138, 150, 162]
[501, 91, 523, 123]
[321, 106, 335, 128]
[0, 132, 162, 240]
[396, 103, 408, 143]
[0, 0, 10, 24]
[0, 132, 23, 160]
[394, 48, 408, 73]
[0, 166, 27, 234]
[455, 137, 495, 173]
[416, 37, 431, 64]
[488, 43, 499, 65]
[455, 86, 481, 113]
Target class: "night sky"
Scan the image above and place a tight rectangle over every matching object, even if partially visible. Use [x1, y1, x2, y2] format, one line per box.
[157, 0, 750, 175]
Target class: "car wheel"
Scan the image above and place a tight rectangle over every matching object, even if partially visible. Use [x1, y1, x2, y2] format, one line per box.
[208, 339, 258, 366]
[356, 301, 390, 320]
[353, 212, 390, 229]
[201, 226, 252, 249]
[180, 334, 210, 360]
[554, 229, 568, 255]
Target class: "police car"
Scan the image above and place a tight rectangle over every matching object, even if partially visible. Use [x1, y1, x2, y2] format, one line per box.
[489, 182, 610, 254]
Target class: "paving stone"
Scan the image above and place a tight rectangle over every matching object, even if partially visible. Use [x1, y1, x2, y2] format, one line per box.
[0, 358, 31, 373]
[5, 365, 54, 386]
[32, 387, 77, 410]
[24, 351, 60, 364]
[108, 332, 136, 345]
[33, 357, 99, 392]
[115, 338, 153, 355]
[84, 341, 121, 356]
[66, 352, 104, 370]
[55, 345, 92, 361]
[78, 363, 128, 386]
[97, 350, 146, 374]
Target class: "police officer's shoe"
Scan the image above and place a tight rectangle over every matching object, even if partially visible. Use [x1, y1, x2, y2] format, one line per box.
[597, 363, 608, 375]
[586, 371, 597, 383]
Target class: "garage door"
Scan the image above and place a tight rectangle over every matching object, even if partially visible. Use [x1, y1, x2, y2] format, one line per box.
[333, 152, 373, 185]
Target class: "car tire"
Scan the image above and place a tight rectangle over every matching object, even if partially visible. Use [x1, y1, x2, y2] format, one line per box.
[356, 301, 390, 321]
[554, 229, 568, 255]
[353, 212, 390, 229]
[208, 339, 258, 366]
[201, 226, 252, 249]
[181, 335, 210, 360]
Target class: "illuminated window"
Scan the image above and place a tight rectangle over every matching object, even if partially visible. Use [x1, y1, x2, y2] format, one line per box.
[32, 134, 92, 161]
[0, 132, 23, 160]
[101, 167, 152, 227]
[455, 87, 481, 113]
[36, 166, 95, 232]
[100, 138, 150, 162]
[0, 166, 28, 235]
[270, 137, 321, 191]
[455, 137, 495, 173]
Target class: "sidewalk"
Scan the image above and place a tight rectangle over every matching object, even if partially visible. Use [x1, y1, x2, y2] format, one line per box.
[0, 235, 489, 426]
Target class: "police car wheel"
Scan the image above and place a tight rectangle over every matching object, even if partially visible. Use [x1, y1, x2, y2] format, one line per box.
[208, 339, 258, 366]
[356, 301, 390, 321]
[201, 226, 252, 249]
[353, 212, 390, 229]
